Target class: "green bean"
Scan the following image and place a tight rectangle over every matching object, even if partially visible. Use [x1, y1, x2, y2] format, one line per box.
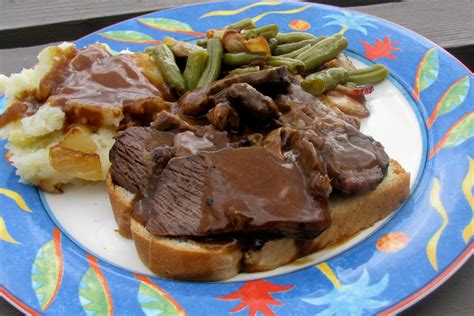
[197, 37, 224, 87]
[183, 49, 209, 90]
[229, 66, 261, 76]
[295, 34, 340, 61]
[295, 35, 348, 72]
[222, 52, 267, 67]
[279, 44, 311, 59]
[150, 45, 186, 94]
[242, 24, 279, 39]
[266, 57, 305, 74]
[347, 64, 389, 85]
[301, 68, 348, 96]
[273, 38, 323, 56]
[223, 18, 256, 30]
[268, 38, 278, 53]
[276, 32, 317, 44]
[162, 36, 204, 57]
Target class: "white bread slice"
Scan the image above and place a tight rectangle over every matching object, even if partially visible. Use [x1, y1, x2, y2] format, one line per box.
[107, 159, 410, 281]
[106, 173, 135, 238]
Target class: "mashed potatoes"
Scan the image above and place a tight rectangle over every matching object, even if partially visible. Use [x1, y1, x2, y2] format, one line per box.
[0, 103, 116, 191]
[0, 43, 116, 191]
[0, 41, 170, 191]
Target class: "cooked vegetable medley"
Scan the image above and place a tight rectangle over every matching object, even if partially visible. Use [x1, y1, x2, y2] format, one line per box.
[145, 18, 389, 96]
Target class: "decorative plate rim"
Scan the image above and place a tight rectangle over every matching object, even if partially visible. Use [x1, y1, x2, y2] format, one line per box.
[1, 1, 472, 315]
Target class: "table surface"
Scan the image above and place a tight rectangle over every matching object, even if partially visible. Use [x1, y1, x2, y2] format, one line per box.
[0, 0, 473, 315]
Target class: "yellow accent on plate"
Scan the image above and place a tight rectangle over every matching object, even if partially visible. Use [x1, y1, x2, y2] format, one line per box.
[251, 6, 310, 23]
[426, 178, 449, 271]
[316, 262, 342, 289]
[461, 156, 473, 243]
[0, 216, 20, 244]
[200, 1, 281, 18]
[0, 188, 32, 212]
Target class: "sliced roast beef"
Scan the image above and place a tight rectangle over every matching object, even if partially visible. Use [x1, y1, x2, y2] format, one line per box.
[135, 147, 331, 240]
[110, 114, 231, 195]
[109, 126, 174, 195]
[276, 83, 361, 129]
[304, 117, 389, 194]
[178, 66, 292, 116]
[263, 127, 332, 199]
[273, 83, 389, 194]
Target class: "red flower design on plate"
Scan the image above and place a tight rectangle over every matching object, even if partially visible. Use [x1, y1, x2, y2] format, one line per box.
[218, 280, 294, 316]
[361, 36, 400, 61]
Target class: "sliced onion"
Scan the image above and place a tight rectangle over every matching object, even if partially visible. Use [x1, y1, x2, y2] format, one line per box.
[222, 30, 248, 53]
[244, 36, 271, 55]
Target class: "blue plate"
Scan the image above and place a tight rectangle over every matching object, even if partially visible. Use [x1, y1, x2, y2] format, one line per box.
[1, 1, 472, 315]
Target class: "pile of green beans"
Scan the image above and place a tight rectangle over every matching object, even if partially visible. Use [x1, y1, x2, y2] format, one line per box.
[146, 17, 389, 96]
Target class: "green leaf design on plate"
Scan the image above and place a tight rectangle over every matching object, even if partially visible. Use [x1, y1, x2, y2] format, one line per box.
[139, 18, 193, 32]
[100, 30, 155, 43]
[443, 113, 474, 148]
[79, 267, 111, 316]
[138, 280, 184, 316]
[31, 229, 62, 311]
[438, 76, 470, 116]
[417, 48, 439, 93]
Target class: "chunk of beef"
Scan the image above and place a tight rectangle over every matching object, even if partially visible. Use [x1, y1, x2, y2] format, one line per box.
[304, 117, 389, 194]
[264, 128, 332, 199]
[109, 127, 174, 195]
[151, 111, 195, 132]
[178, 67, 292, 116]
[134, 147, 331, 240]
[224, 83, 280, 124]
[207, 103, 240, 131]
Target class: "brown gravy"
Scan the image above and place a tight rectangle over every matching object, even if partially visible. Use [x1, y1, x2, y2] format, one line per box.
[0, 45, 167, 128]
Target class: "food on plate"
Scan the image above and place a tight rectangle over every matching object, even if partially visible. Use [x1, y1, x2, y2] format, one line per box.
[106, 65, 409, 280]
[0, 43, 174, 192]
[0, 17, 410, 281]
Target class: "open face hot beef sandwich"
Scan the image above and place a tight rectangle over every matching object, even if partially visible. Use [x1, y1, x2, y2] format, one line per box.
[0, 19, 410, 281]
[107, 67, 410, 281]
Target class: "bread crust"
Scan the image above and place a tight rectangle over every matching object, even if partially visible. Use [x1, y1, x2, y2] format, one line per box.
[107, 159, 410, 280]
[131, 219, 243, 281]
[106, 173, 134, 238]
